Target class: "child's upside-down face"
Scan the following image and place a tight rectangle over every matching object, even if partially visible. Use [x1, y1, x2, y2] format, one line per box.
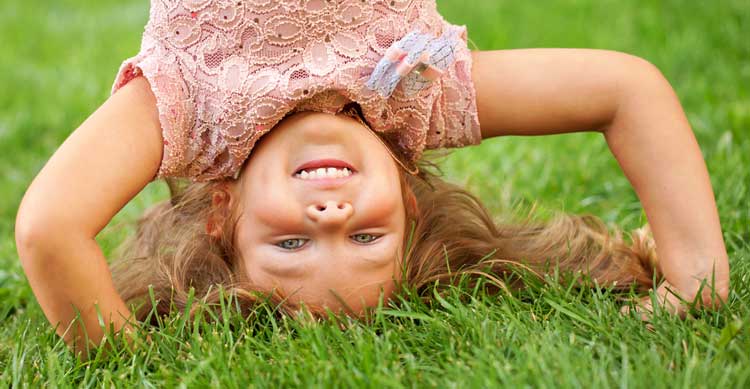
[229, 111, 406, 314]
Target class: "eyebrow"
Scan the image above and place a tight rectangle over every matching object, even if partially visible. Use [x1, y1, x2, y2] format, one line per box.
[260, 260, 310, 279]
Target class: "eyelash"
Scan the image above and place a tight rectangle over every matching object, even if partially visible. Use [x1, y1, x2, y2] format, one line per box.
[275, 234, 381, 250]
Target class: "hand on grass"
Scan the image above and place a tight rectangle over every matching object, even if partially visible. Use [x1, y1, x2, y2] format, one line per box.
[621, 276, 728, 324]
[621, 280, 687, 323]
[622, 224, 728, 323]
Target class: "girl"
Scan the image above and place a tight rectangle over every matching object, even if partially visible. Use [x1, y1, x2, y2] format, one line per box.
[15, 0, 729, 356]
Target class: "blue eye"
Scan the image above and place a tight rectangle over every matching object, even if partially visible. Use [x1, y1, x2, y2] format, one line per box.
[351, 234, 380, 244]
[276, 239, 308, 250]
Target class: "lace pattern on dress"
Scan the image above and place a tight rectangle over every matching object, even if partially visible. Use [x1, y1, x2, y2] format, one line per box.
[112, 0, 481, 181]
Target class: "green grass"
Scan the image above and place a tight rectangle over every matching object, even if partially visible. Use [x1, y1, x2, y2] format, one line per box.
[1, 0, 749, 386]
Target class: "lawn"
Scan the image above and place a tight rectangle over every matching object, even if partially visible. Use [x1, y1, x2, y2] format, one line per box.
[1, 0, 748, 386]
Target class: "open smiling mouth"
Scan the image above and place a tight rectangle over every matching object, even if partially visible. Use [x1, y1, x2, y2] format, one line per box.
[293, 159, 358, 180]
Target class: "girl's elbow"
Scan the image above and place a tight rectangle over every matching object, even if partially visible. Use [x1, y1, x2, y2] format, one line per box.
[15, 197, 59, 265]
[600, 51, 681, 135]
[617, 52, 677, 104]
[15, 207, 47, 266]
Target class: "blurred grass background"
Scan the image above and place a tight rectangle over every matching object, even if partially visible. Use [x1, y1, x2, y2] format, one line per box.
[1, 0, 748, 386]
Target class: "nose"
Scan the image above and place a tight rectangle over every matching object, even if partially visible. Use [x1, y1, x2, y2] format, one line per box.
[306, 200, 354, 228]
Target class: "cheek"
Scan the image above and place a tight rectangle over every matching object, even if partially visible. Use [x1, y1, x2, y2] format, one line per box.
[234, 185, 305, 257]
[240, 174, 301, 227]
[247, 198, 304, 232]
[358, 173, 404, 218]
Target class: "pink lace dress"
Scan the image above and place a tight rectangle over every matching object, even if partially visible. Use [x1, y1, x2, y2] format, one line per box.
[112, 0, 481, 181]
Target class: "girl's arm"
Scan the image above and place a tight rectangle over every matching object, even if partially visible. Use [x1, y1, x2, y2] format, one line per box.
[470, 49, 729, 315]
[14, 76, 163, 356]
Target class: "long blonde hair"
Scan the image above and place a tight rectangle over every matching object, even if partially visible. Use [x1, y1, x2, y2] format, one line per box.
[401, 168, 659, 299]
[111, 163, 660, 321]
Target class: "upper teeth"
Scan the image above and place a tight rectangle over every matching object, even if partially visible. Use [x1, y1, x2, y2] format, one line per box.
[297, 167, 352, 180]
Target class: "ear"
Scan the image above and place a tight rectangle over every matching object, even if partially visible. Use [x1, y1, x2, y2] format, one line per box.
[206, 184, 234, 239]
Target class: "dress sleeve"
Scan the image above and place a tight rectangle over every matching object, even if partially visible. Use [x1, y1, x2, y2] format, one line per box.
[423, 23, 482, 151]
[111, 32, 195, 181]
